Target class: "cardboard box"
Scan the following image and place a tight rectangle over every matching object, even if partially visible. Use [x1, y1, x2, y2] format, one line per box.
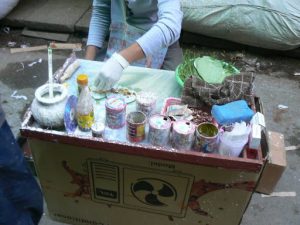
[21, 110, 266, 225]
[255, 131, 286, 194]
[21, 61, 268, 225]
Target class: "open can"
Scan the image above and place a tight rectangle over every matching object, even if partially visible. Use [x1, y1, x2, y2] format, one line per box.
[126, 111, 146, 142]
[195, 122, 219, 153]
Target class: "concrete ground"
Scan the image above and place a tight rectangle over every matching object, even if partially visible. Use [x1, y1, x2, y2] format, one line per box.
[1, 3, 300, 223]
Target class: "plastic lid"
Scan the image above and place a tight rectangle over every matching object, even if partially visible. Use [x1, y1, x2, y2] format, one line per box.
[149, 115, 171, 129]
[173, 120, 195, 135]
[77, 74, 88, 86]
[91, 122, 105, 136]
[105, 97, 126, 110]
[136, 91, 157, 106]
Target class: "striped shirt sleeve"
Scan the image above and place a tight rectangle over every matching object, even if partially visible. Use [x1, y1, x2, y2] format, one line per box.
[87, 0, 111, 48]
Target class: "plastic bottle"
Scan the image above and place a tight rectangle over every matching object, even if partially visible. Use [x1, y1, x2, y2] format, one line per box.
[76, 76, 94, 131]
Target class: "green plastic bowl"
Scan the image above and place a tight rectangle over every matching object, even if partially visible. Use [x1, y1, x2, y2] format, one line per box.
[175, 59, 240, 88]
[175, 63, 185, 87]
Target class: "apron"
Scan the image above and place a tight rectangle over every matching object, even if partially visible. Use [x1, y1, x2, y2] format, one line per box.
[106, 0, 168, 69]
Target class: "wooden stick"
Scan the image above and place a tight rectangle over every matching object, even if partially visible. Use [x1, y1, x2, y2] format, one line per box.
[10, 45, 48, 53]
[49, 43, 82, 50]
[10, 43, 82, 54]
[48, 47, 54, 98]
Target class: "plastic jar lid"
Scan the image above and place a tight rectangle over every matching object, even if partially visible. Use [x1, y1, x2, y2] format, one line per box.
[106, 97, 126, 111]
[136, 91, 156, 106]
[91, 122, 105, 137]
[77, 74, 88, 86]
[149, 115, 171, 129]
[173, 120, 195, 135]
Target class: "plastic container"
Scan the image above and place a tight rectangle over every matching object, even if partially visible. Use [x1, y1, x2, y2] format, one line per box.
[91, 122, 105, 137]
[175, 58, 240, 87]
[160, 97, 182, 116]
[211, 100, 254, 125]
[136, 91, 157, 117]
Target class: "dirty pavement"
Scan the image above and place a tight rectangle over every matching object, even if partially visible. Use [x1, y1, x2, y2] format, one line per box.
[0, 26, 300, 225]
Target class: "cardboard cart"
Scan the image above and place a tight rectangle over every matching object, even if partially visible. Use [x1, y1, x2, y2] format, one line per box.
[21, 60, 270, 225]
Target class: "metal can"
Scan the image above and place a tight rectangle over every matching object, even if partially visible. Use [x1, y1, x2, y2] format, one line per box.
[195, 122, 219, 153]
[148, 115, 171, 146]
[105, 97, 126, 129]
[172, 120, 196, 151]
[126, 111, 146, 142]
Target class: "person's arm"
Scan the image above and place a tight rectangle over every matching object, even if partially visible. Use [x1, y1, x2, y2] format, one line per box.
[85, 0, 111, 60]
[119, 42, 145, 64]
[135, 0, 183, 59]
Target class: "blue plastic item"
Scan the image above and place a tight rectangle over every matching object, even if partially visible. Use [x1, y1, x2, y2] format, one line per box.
[211, 100, 254, 125]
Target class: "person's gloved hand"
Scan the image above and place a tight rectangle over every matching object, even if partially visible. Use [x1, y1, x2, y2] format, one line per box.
[94, 53, 129, 91]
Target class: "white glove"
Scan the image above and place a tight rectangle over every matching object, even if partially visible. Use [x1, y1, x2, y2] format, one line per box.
[94, 53, 129, 91]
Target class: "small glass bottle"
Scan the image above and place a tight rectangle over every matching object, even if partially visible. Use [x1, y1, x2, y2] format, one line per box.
[77, 74, 88, 96]
[76, 75, 94, 131]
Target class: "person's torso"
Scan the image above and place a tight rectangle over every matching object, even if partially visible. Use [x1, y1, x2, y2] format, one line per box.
[124, 0, 158, 30]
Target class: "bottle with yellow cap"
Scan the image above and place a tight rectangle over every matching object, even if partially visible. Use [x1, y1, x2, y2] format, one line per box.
[76, 74, 94, 131]
[77, 74, 88, 96]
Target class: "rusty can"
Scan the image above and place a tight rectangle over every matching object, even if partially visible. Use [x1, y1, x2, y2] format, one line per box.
[148, 115, 171, 146]
[126, 111, 146, 142]
[195, 122, 219, 153]
[172, 120, 196, 151]
[105, 97, 126, 129]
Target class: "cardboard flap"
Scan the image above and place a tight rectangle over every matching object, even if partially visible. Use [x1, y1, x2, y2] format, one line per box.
[267, 131, 286, 167]
[256, 131, 287, 194]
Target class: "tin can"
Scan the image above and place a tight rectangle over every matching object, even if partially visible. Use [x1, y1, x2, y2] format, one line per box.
[148, 115, 171, 146]
[105, 97, 126, 129]
[195, 122, 219, 153]
[136, 92, 157, 117]
[172, 120, 196, 151]
[126, 111, 146, 142]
